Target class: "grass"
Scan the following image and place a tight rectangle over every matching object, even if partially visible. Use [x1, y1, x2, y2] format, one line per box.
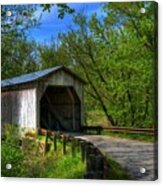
[26, 135, 86, 178]
[2, 131, 86, 178]
[86, 110, 154, 142]
[43, 152, 85, 179]
[2, 125, 133, 180]
[106, 157, 131, 180]
[101, 131, 154, 142]
[36, 135, 130, 179]
[86, 110, 109, 127]
[37, 135, 86, 179]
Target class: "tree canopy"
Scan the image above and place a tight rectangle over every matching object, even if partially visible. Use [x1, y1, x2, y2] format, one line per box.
[1, 2, 157, 128]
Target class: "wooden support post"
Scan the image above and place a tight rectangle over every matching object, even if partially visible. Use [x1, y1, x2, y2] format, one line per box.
[95, 155, 104, 171]
[63, 135, 67, 155]
[71, 138, 76, 157]
[75, 138, 80, 152]
[44, 130, 49, 155]
[86, 143, 93, 172]
[80, 141, 86, 162]
[103, 159, 109, 179]
[89, 154, 96, 171]
[53, 132, 57, 151]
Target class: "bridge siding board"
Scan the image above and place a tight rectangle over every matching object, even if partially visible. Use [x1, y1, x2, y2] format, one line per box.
[1, 88, 37, 130]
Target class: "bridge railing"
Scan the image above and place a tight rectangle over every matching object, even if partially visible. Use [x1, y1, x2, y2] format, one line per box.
[81, 126, 157, 136]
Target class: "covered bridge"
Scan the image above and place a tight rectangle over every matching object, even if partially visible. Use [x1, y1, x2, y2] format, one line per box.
[1, 66, 85, 132]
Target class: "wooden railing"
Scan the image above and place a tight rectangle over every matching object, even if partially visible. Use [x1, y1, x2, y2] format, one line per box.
[43, 130, 109, 179]
[82, 126, 156, 136]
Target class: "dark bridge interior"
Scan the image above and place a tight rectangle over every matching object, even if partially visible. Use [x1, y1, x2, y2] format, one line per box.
[40, 86, 81, 132]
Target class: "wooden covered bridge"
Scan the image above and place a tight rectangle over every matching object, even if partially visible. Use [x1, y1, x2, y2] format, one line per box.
[1, 66, 86, 132]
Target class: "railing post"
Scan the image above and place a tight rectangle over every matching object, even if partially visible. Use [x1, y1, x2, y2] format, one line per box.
[53, 132, 57, 151]
[80, 141, 86, 162]
[44, 130, 49, 155]
[71, 138, 76, 157]
[63, 135, 67, 155]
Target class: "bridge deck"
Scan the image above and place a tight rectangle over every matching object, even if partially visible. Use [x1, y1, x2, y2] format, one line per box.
[74, 135, 157, 180]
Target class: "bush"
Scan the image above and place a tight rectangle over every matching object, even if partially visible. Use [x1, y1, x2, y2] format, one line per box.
[1, 125, 86, 178]
[1, 124, 24, 177]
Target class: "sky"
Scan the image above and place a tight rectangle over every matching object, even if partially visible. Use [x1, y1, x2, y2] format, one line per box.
[27, 3, 103, 44]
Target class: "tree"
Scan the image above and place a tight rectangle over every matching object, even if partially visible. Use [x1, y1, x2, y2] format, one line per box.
[40, 4, 74, 19]
[1, 3, 75, 79]
[59, 1, 157, 127]
[1, 5, 39, 79]
[37, 38, 71, 69]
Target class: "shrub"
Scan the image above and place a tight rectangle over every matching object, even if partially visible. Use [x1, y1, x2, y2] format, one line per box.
[1, 124, 24, 177]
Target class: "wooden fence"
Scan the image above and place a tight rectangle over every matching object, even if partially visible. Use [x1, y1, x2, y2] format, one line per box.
[82, 126, 156, 136]
[44, 131, 109, 179]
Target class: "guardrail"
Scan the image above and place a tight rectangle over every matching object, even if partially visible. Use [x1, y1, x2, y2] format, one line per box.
[82, 126, 157, 136]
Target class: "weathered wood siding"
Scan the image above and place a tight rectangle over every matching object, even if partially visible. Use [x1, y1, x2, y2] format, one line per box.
[1, 89, 37, 129]
[47, 70, 83, 102]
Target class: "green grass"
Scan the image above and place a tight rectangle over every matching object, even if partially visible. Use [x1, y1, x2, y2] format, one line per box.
[101, 131, 154, 142]
[2, 128, 133, 180]
[36, 135, 130, 179]
[106, 157, 131, 180]
[43, 152, 85, 179]
[28, 135, 86, 178]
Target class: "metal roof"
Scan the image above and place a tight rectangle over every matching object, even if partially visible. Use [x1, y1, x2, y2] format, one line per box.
[1, 66, 86, 88]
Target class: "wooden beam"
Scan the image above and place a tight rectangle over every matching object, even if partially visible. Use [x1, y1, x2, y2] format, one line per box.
[66, 87, 76, 131]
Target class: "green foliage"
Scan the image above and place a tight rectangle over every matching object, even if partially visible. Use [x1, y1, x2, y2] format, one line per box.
[1, 125, 24, 177]
[1, 34, 39, 79]
[57, 4, 75, 19]
[102, 131, 154, 142]
[42, 152, 85, 179]
[1, 2, 157, 128]
[1, 5, 38, 37]
[40, 4, 74, 19]
[1, 5, 39, 79]
[1, 3, 74, 79]
[59, 1, 157, 128]
[1, 126, 85, 178]
[37, 39, 71, 69]
[106, 158, 131, 180]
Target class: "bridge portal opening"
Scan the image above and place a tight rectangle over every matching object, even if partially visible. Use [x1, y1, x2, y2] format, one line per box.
[40, 86, 81, 132]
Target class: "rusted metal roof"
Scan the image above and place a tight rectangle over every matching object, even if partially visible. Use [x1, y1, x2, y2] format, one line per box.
[1, 66, 86, 88]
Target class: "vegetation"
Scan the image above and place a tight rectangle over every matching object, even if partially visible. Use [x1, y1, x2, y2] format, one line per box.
[1, 2, 157, 179]
[102, 131, 154, 142]
[1, 125, 85, 178]
[59, 2, 157, 128]
[42, 152, 85, 179]
[2, 125, 133, 179]
[1, 125, 24, 177]
[106, 158, 131, 180]
[1, 2, 157, 128]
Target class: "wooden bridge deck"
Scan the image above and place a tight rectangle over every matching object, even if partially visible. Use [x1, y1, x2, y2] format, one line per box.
[74, 135, 157, 181]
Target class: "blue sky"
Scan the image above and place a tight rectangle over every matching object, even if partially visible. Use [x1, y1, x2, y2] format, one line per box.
[27, 3, 103, 43]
